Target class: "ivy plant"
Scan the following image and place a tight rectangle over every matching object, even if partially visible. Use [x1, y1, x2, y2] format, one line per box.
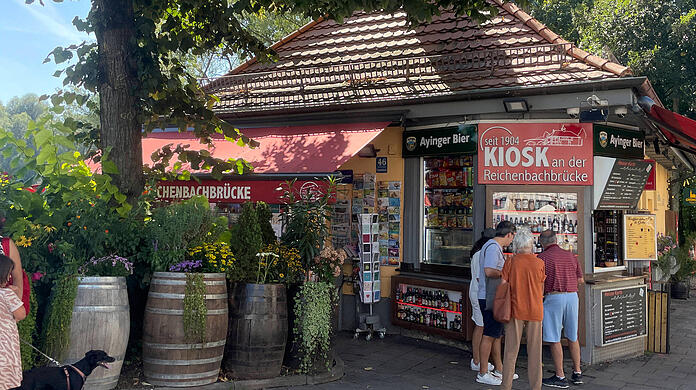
[293, 281, 336, 374]
[183, 273, 208, 344]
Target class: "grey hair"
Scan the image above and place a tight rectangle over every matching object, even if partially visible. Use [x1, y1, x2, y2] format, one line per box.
[539, 230, 557, 247]
[512, 227, 534, 254]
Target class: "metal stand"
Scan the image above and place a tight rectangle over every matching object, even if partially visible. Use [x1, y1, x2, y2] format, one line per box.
[353, 289, 386, 341]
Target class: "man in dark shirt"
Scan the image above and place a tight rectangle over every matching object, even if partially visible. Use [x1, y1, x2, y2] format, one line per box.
[538, 230, 584, 389]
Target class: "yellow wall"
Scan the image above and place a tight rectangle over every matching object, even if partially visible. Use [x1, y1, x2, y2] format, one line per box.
[338, 126, 404, 297]
[637, 161, 671, 234]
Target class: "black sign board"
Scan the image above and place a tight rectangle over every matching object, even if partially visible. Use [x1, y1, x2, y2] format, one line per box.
[403, 125, 477, 157]
[601, 285, 646, 345]
[594, 125, 645, 159]
[596, 159, 653, 210]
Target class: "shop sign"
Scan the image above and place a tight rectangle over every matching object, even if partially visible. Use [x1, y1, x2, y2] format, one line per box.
[600, 285, 646, 346]
[594, 157, 653, 210]
[682, 187, 696, 205]
[376, 157, 388, 173]
[644, 160, 656, 190]
[402, 124, 476, 157]
[594, 124, 645, 159]
[156, 179, 330, 204]
[477, 123, 593, 185]
[623, 214, 657, 261]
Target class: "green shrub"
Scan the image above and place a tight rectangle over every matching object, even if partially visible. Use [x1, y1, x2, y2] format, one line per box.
[228, 202, 263, 282]
[148, 196, 214, 272]
[294, 281, 336, 374]
[256, 201, 277, 246]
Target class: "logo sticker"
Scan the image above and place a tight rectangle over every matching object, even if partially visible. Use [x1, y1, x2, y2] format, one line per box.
[405, 136, 417, 152]
[599, 131, 608, 148]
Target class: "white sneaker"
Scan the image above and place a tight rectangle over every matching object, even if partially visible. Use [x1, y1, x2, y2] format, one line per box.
[476, 372, 502, 386]
[491, 370, 519, 380]
[470, 359, 495, 372]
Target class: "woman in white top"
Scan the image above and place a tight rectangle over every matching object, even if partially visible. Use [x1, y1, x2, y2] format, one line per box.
[468, 228, 496, 372]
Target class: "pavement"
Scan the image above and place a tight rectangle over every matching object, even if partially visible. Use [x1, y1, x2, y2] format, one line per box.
[277, 296, 696, 390]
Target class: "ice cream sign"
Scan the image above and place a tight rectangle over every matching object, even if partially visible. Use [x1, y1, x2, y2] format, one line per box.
[477, 123, 593, 185]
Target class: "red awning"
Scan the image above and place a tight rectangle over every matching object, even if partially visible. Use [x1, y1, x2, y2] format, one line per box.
[642, 99, 696, 155]
[142, 122, 390, 173]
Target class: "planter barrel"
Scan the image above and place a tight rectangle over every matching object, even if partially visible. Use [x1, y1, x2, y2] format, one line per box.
[224, 283, 288, 379]
[143, 272, 228, 387]
[64, 277, 130, 390]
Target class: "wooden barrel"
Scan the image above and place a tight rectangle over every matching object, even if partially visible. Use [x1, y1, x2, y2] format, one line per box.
[224, 283, 287, 379]
[143, 272, 228, 387]
[64, 277, 130, 390]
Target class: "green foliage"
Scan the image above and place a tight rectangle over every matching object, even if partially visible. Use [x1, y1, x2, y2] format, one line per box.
[148, 196, 215, 272]
[256, 202, 277, 246]
[32, 0, 503, 197]
[18, 279, 38, 370]
[280, 179, 337, 280]
[229, 203, 264, 282]
[183, 273, 207, 343]
[529, 0, 696, 117]
[293, 281, 336, 374]
[41, 272, 79, 362]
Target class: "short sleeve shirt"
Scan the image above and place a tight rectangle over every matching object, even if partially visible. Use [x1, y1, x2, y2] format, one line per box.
[537, 244, 583, 294]
[502, 253, 546, 321]
[477, 239, 504, 300]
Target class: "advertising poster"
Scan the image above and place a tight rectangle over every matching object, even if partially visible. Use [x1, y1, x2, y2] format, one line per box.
[477, 123, 593, 185]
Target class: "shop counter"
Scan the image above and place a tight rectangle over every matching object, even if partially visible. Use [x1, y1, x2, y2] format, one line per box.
[391, 274, 475, 341]
[584, 274, 648, 364]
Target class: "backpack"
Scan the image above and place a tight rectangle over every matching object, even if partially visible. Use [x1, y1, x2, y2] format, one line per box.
[1, 236, 31, 313]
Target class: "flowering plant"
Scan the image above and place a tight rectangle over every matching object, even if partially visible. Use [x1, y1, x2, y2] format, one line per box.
[167, 242, 236, 274]
[309, 245, 347, 284]
[78, 255, 134, 277]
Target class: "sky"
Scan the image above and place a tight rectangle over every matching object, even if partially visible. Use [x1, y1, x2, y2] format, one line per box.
[0, 0, 92, 104]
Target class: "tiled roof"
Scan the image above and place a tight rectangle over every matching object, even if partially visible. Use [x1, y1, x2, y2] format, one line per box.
[206, 0, 631, 114]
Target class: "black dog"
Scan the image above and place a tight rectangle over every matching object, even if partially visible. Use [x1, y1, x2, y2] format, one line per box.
[13, 350, 116, 390]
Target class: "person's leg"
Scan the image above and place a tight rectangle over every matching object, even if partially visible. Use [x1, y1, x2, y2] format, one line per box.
[472, 325, 483, 365]
[550, 342, 565, 378]
[526, 321, 543, 390]
[492, 337, 503, 372]
[568, 340, 581, 373]
[564, 293, 581, 374]
[479, 335, 494, 375]
[501, 319, 523, 390]
[543, 294, 565, 378]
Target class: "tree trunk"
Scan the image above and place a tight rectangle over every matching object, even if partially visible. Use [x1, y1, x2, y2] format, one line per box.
[93, 0, 143, 200]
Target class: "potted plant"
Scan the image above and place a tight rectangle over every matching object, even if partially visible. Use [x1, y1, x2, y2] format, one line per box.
[223, 202, 302, 380]
[277, 178, 345, 374]
[142, 197, 230, 387]
[63, 255, 134, 390]
[670, 235, 696, 299]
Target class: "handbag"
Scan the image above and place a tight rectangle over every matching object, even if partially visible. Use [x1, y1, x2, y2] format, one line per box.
[1, 236, 31, 313]
[493, 280, 511, 323]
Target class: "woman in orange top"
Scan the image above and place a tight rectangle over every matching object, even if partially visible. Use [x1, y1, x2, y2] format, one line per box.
[501, 228, 546, 390]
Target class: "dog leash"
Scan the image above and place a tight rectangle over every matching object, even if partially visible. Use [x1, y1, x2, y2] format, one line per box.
[19, 338, 61, 366]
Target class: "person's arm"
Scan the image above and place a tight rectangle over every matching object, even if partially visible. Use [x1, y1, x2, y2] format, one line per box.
[8, 239, 23, 299]
[13, 305, 26, 322]
[576, 256, 584, 285]
[484, 267, 502, 278]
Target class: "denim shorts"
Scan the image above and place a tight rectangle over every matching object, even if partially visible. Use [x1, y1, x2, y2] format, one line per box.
[479, 299, 504, 338]
[542, 292, 579, 342]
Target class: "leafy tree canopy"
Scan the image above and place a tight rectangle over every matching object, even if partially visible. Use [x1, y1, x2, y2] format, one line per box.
[530, 0, 696, 117]
[27, 0, 505, 200]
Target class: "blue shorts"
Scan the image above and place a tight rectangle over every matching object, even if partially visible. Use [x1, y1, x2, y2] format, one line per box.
[542, 292, 579, 343]
[479, 299, 503, 338]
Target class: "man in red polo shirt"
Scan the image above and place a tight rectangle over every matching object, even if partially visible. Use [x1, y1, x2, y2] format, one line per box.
[538, 230, 584, 389]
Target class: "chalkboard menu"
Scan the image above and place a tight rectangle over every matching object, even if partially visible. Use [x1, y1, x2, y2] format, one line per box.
[601, 285, 647, 345]
[596, 159, 653, 210]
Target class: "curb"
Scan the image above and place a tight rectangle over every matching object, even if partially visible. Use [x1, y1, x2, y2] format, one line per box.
[144, 356, 345, 390]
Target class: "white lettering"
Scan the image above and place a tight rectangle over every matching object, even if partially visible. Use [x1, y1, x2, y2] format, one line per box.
[521, 147, 534, 167]
[536, 147, 549, 167]
[484, 147, 498, 166]
[505, 147, 521, 167]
